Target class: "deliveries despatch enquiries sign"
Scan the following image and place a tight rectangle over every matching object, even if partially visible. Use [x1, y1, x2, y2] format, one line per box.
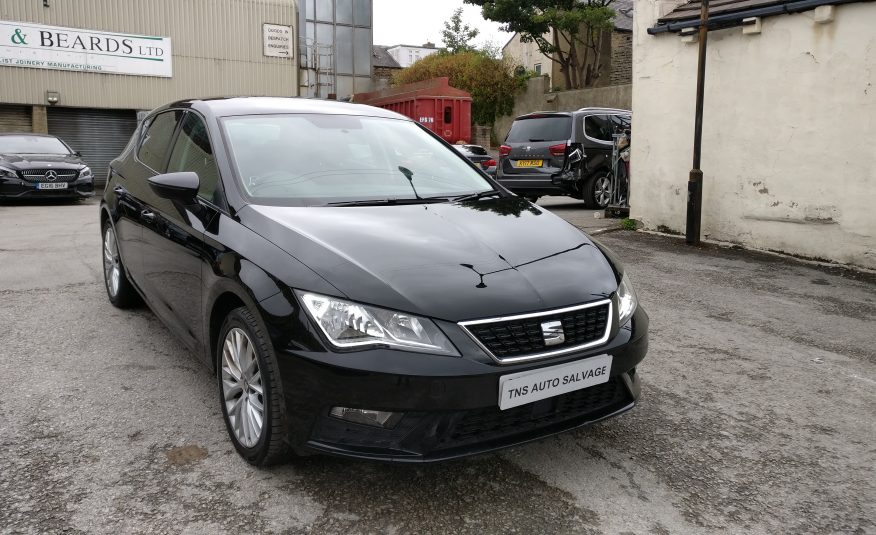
[0, 20, 172, 77]
[262, 23, 292, 58]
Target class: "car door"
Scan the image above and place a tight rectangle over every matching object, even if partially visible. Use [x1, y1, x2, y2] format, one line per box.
[140, 111, 222, 352]
[112, 110, 183, 291]
[583, 114, 615, 174]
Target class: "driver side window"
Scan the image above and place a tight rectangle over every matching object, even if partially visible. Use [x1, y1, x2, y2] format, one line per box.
[166, 113, 222, 204]
[138, 111, 183, 172]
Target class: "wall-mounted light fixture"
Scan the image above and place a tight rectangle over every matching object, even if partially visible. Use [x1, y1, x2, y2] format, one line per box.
[46, 91, 60, 105]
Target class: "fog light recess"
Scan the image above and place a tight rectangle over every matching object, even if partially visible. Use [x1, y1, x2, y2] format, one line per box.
[329, 407, 403, 429]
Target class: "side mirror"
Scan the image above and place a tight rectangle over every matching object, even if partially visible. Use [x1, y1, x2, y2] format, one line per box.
[148, 172, 199, 202]
[73, 151, 82, 157]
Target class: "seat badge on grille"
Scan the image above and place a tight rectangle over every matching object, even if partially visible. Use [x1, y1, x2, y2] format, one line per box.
[540, 320, 565, 346]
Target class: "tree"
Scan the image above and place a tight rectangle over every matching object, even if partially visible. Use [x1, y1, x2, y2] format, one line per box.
[393, 51, 527, 125]
[465, 0, 616, 89]
[441, 7, 480, 54]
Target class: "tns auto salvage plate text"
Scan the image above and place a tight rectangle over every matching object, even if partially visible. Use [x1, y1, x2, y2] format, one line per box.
[499, 354, 612, 410]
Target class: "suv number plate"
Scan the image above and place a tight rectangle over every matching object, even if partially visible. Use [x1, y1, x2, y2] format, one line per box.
[515, 160, 543, 168]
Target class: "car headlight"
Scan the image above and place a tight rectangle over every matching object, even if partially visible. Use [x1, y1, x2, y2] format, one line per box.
[79, 167, 93, 178]
[297, 291, 459, 356]
[616, 273, 637, 326]
[0, 166, 17, 179]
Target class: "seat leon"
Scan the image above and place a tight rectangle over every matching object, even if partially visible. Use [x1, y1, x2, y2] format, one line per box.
[100, 97, 648, 465]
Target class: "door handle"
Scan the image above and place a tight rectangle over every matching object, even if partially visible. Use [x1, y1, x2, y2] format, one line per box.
[140, 209, 155, 222]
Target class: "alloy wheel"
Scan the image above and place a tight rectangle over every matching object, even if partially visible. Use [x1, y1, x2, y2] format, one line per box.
[595, 176, 612, 208]
[221, 327, 265, 448]
[102, 226, 121, 297]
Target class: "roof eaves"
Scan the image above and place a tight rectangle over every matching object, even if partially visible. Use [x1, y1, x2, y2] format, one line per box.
[649, 0, 871, 33]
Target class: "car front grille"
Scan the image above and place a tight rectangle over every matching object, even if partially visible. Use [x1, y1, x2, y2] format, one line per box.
[20, 169, 80, 182]
[461, 300, 611, 362]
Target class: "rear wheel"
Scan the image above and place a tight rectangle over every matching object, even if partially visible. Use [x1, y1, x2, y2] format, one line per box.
[102, 223, 140, 308]
[585, 173, 613, 209]
[218, 307, 289, 466]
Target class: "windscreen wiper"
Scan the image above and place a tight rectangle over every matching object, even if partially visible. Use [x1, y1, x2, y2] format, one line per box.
[452, 190, 503, 202]
[326, 198, 447, 207]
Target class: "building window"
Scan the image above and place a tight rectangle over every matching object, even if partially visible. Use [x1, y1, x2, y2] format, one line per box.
[534, 63, 541, 75]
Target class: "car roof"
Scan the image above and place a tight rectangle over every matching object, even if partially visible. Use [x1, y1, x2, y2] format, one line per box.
[576, 107, 631, 115]
[513, 108, 631, 121]
[156, 96, 411, 121]
[0, 133, 60, 138]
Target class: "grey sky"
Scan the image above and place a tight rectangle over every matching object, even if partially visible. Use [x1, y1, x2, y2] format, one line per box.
[373, 0, 512, 49]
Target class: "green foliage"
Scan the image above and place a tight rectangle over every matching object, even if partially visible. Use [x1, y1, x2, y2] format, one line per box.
[465, 0, 617, 88]
[393, 51, 527, 126]
[441, 8, 480, 54]
[620, 218, 637, 231]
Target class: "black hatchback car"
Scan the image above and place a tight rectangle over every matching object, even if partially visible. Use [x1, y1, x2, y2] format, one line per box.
[496, 108, 631, 207]
[0, 133, 94, 200]
[101, 97, 647, 465]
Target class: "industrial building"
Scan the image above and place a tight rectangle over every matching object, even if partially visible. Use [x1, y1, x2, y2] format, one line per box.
[1, 0, 373, 182]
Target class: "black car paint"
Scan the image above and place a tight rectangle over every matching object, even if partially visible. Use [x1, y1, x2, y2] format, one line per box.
[101, 97, 647, 461]
[496, 109, 629, 200]
[0, 135, 94, 199]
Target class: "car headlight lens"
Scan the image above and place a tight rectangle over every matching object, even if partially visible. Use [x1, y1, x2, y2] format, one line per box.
[297, 291, 459, 356]
[0, 166, 17, 179]
[616, 273, 637, 326]
[79, 167, 93, 178]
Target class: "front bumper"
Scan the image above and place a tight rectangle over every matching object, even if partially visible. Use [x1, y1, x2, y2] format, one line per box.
[0, 177, 94, 199]
[275, 307, 648, 462]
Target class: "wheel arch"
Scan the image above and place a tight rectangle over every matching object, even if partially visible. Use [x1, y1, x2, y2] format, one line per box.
[208, 291, 249, 373]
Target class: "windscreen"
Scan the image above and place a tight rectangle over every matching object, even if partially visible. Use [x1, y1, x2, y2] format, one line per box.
[505, 116, 572, 143]
[0, 136, 71, 155]
[222, 114, 492, 205]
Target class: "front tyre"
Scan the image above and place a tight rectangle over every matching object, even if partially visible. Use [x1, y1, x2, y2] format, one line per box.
[102, 223, 140, 308]
[218, 307, 289, 466]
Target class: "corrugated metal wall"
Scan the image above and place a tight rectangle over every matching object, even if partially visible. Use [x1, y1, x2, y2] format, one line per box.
[47, 107, 138, 184]
[0, 105, 32, 132]
[0, 0, 298, 110]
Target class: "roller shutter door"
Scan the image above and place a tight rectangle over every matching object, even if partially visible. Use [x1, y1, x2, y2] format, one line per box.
[47, 107, 138, 186]
[0, 105, 32, 133]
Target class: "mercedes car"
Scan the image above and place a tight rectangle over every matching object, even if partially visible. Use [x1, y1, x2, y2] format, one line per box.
[100, 97, 648, 465]
[0, 133, 94, 200]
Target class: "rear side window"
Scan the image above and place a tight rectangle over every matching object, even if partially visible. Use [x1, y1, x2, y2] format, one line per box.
[138, 111, 182, 171]
[584, 115, 614, 143]
[506, 116, 572, 143]
[167, 113, 221, 202]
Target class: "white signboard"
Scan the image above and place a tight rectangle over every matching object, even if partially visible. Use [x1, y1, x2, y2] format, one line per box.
[0, 20, 172, 77]
[263, 23, 292, 58]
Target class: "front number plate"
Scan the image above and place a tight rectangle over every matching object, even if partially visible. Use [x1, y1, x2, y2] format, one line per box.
[36, 182, 68, 190]
[515, 159, 543, 168]
[498, 354, 612, 410]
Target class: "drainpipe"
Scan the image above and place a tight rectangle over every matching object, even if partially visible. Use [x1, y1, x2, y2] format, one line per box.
[686, 0, 709, 244]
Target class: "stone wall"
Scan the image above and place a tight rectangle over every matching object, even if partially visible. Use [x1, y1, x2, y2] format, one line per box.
[609, 32, 633, 85]
[471, 125, 492, 149]
[493, 76, 632, 142]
